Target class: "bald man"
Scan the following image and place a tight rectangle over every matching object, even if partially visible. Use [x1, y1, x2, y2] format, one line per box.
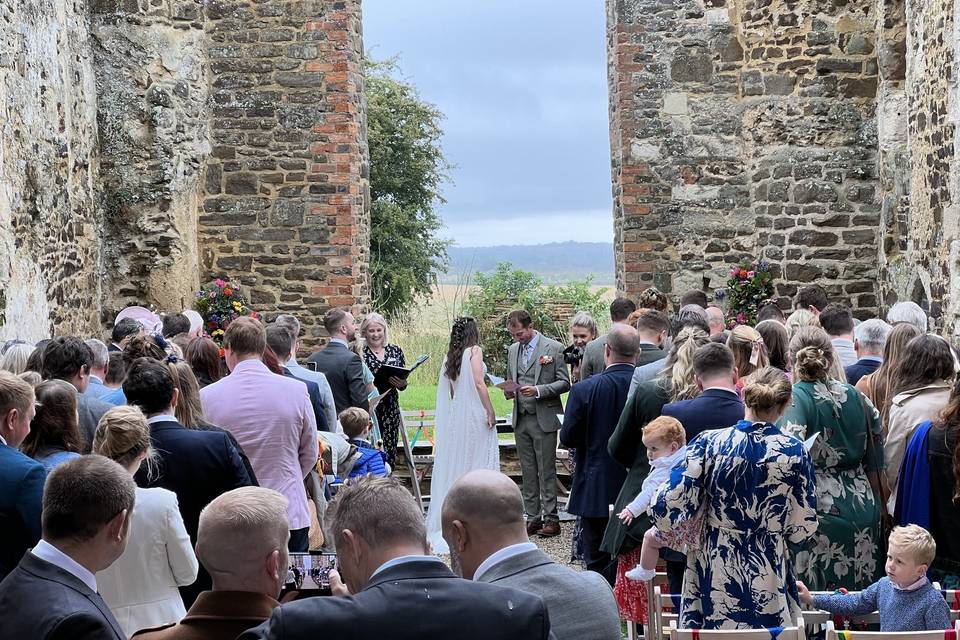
[560, 323, 639, 584]
[443, 470, 620, 640]
[133, 487, 288, 640]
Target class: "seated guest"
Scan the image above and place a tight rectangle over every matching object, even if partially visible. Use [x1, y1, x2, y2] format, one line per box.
[240, 476, 553, 640]
[110, 317, 143, 352]
[105, 351, 128, 391]
[0, 455, 135, 639]
[581, 297, 637, 380]
[846, 318, 892, 386]
[41, 336, 113, 452]
[201, 317, 317, 553]
[125, 357, 254, 607]
[186, 337, 224, 388]
[443, 470, 620, 640]
[0, 370, 44, 580]
[163, 313, 191, 339]
[84, 339, 113, 399]
[20, 379, 82, 472]
[794, 284, 828, 316]
[887, 301, 929, 333]
[339, 407, 388, 478]
[266, 324, 330, 432]
[133, 487, 288, 639]
[662, 342, 745, 441]
[94, 406, 198, 637]
[274, 315, 337, 431]
[820, 303, 858, 368]
[633, 309, 669, 366]
[798, 525, 950, 631]
[757, 302, 786, 324]
[756, 319, 790, 372]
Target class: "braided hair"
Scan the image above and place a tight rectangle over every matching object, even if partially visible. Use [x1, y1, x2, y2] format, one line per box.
[446, 317, 480, 382]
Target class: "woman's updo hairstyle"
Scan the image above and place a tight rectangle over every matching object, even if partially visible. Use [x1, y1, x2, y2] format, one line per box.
[94, 405, 156, 476]
[789, 325, 835, 382]
[742, 366, 793, 414]
[661, 326, 711, 401]
[445, 316, 480, 382]
[122, 334, 169, 366]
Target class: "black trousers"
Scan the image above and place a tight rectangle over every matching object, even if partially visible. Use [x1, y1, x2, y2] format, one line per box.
[288, 527, 310, 552]
[580, 516, 617, 586]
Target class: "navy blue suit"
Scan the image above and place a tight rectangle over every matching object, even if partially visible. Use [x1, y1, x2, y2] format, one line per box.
[282, 368, 329, 432]
[661, 388, 745, 442]
[561, 362, 635, 583]
[0, 444, 45, 580]
[845, 357, 881, 386]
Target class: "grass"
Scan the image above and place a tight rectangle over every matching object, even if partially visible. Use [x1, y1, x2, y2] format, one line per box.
[400, 384, 514, 415]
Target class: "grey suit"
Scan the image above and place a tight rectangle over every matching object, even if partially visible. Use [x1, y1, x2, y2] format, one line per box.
[305, 341, 368, 414]
[77, 392, 113, 453]
[475, 548, 621, 640]
[508, 333, 571, 522]
[579, 335, 607, 381]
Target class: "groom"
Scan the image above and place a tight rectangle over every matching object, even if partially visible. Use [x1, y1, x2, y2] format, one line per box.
[505, 310, 571, 537]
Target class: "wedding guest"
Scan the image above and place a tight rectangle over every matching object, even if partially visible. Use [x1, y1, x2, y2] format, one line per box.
[794, 284, 828, 315]
[636, 287, 669, 312]
[20, 379, 82, 473]
[820, 303, 858, 368]
[779, 326, 884, 590]
[111, 317, 143, 352]
[887, 301, 928, 332]
[339, 407, 388, 478]
[182, 310, 205, 339]
[132, 487, 288, 639]
[785, 308, 818, 339]
[0, 341, 34, 374]
[24, 337, 51, 374]
[84, 338, 113, 399]
[18, 370, 41, 386]
[41, 336, 112, 452]
[274, 314, 337, 432]
[567, 311, 598, 383]
[925, 379, 960, 588]
[186, 337, 224, 389]
[846, 318, 892, 386]
[125, 358, 254, 606]
[680, 290, 709, 308]
[756, 319, 789, 372]
[361, 313, 407, 467]
[757, 302, 786, 324]
[629, 306, 709, 392]
[857, 323, 922, 429]
[884, 335, 955, 509]
[0, 455, 134, 639]
[0, 370, 43, 580]
[581, 297, 637, 380]
[444, 469, 620, 640]
[633, 309, 669, 366]
[105, 351, 128, 391]
[240, 476, 553, 640]
[663, 342, 744, 442]
[726, 324, 769, 381]
[201, 317, 317, 553]
[653, 366, 817, 628]
[705, 305, 725, 336]
[162, 313, 191, 339]
[94, 406, 198, 637]
[306, 308, 368, 413]
[102, 333, 170, 406]
[266, 326, 329, 432]
[561, 324, 639, 583]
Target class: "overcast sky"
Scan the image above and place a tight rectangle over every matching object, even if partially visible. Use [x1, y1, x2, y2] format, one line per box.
[363, 1, 612, 248]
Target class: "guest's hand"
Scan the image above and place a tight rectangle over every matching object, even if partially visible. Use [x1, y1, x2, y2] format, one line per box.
[388, 375, 407, 390]
[617, 508, 634, 525]
[796, 581, 813, 606]
[519, 385, 537, 398]
[329, 569, 350, 596]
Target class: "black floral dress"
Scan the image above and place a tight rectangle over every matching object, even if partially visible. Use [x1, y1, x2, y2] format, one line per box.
[363, 343, 406, 467]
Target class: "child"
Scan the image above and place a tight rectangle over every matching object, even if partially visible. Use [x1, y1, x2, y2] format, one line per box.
[797, 525, 950, 631]
[339, 407, 389, 478]
[618, 416, 688, 582]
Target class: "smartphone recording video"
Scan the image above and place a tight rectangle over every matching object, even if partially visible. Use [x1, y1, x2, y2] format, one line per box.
[284, 552, 337, 596]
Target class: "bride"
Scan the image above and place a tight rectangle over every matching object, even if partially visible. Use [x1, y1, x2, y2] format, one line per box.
[425, 316, 499, 552]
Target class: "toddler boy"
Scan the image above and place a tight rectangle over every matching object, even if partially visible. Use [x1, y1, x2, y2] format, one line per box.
[339, 407, 389, 478]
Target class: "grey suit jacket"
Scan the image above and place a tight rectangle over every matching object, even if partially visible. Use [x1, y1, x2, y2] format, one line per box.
[77, 392, 113, 453]
[579, 335, 607, 381]
[507, 333, 571, 432]
[475, 548, 621, 640]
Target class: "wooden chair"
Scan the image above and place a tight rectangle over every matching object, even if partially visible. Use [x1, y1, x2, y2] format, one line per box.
[668, 618, 806, 640]
[399, 410, 437, 514]
[938, 589, 960, 622]
[801, 591, 880, 627]
[824, 620, 960, 640]
[652, 584, 681, 640]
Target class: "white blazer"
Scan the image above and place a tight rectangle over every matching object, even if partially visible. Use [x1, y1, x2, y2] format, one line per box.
[97, 486, 198, 637]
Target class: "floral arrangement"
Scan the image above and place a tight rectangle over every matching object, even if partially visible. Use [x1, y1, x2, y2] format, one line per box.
[715, 259, 775, 328]
[194, 278, 258, 345]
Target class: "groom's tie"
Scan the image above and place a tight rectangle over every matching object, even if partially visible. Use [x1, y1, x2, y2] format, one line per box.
[521, 342, 530, 369]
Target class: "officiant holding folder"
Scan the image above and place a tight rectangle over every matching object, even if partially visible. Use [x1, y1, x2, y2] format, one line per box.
[359, 313, 408, 468]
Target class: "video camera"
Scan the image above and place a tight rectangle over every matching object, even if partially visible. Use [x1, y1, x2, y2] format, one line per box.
[562, 343, 585, 366]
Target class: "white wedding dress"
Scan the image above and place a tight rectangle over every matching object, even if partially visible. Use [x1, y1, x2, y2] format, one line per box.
[425, 347, 500, 553]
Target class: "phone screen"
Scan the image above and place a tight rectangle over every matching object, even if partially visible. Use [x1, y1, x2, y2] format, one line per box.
[306, 361, 318, 372]
[284, 552, 337, 595]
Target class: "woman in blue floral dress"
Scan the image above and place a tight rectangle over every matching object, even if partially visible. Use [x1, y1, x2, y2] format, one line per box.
[652, 366, 818, 629]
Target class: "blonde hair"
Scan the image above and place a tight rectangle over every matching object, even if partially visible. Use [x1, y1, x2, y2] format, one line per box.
[0, 343, 35, 375]
[642, 416, 686, 448]
[726, 325, 769, 378]
[789, 326, 835, 382]
[93, 405, 156, 476]
[785, 308, 819, 340]
[660, 326, 711, 401]
[888, 524, 937, 565]
[742, 366, 793, 413]
[339, 406, 371, 439]
[361, 313, 389, 344]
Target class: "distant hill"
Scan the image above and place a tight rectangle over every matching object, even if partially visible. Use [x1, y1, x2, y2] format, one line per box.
[441, 241, 615, 284]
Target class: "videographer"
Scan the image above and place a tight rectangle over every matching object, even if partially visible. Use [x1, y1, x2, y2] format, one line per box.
[565, 312, 598, 384]
[580, 298, 637, 381]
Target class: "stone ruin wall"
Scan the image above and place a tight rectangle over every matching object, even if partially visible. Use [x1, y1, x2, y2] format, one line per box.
[0, 0, 368, 346]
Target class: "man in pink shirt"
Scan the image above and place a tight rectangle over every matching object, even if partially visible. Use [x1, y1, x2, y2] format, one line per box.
[201, 317, 318, 551]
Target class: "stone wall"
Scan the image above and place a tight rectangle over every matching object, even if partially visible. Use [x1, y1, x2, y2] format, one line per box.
[199, 0, 369, 344]
[609, 0, 884, 317]
[0, 0, 102, 340]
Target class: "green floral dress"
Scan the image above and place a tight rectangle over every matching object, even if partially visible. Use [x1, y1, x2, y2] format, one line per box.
[778, 379, 884, 591]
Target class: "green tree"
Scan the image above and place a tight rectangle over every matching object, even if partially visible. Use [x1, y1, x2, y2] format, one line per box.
[366, 58, 452, 318]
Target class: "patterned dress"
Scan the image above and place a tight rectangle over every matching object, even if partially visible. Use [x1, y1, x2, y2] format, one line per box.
[363, 344, 406, 467]
[779, 379, 884, 591]
[651, 420, 818, 629]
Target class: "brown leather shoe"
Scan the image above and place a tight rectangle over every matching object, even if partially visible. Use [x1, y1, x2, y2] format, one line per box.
[526, 519, 543, 536]
[538, 521, 561, 537]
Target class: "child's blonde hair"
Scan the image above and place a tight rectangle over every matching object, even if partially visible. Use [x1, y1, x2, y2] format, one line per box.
[339, 407, 371, 439]
[888, 524, 937, 566]
[642, 416, 686, 448]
